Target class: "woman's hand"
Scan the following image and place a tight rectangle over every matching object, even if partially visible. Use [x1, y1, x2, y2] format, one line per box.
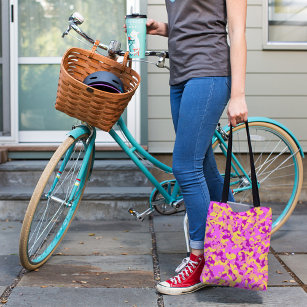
[124, 18, 168, 36]
[146, 19, 160, 35]
[147, 19, 168, 36]
[227, 95, 248, 127]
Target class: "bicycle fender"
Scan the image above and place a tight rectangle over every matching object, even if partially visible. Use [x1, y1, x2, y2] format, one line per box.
[217, 117, 304, 158]
[67, 125, 91, 140]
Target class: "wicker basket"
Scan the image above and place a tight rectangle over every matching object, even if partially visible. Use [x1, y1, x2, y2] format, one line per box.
[55, 44, 140, 132]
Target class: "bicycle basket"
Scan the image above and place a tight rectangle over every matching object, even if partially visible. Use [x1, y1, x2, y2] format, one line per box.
[55, 44, 140, 131]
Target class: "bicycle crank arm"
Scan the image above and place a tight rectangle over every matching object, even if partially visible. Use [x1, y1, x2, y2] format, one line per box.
[172, 199, 184, 209]
[128, 208, 154, 221]
[46, 195, 72, 207]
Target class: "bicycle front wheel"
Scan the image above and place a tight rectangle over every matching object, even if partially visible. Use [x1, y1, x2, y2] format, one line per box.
[19, 133, 92, 270]
[213, 121, 303, 234]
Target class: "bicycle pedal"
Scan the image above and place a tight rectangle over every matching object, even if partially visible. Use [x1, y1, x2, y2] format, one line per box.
[128, 207, 154, 221]
[128, 208, 138, 217]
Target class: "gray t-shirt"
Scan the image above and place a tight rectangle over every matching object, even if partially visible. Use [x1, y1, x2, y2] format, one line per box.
[165, 0, 231, 85]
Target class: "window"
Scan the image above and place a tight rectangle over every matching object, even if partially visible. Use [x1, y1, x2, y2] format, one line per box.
[265, 0, 307, 49]
[18, 0, 127, 132]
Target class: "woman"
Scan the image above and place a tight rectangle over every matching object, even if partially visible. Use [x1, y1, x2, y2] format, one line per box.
[147, 0, 248, 295]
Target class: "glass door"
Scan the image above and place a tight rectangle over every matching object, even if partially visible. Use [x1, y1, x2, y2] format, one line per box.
[0, 0, 11, 138]
[17, 0, 137, 143]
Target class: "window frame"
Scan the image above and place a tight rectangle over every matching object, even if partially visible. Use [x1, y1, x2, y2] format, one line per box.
[263, 0, 307, 50]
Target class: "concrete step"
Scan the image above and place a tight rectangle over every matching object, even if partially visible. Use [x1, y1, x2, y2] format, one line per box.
[0, 186, 152, 200]
[0, 160, 155, 220]
[0, 186, 153, 221]
[0, 160, 152, 188]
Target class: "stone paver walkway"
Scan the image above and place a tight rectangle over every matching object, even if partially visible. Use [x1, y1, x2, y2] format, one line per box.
[1, 204, 307, 306]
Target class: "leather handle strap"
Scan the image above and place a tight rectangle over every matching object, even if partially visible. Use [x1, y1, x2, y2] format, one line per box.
[122, 51, 132, 68]
[89, 40, 100, 58]
[221, 121, 260, 207]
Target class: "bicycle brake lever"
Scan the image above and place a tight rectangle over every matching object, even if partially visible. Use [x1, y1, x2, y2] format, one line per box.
[63, 12, 84, 38]
[62, 25, 71, 38]
[156, 53, 169, 70]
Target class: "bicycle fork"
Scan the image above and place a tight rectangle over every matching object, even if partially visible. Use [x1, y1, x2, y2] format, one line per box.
[45, 126, 96, 208]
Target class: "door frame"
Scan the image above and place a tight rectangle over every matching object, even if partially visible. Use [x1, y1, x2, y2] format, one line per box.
[7, 0, 142, 145]
[0, 0, 17, 143]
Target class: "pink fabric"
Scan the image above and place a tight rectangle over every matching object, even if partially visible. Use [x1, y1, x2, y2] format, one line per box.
[200, 201, 272, 291]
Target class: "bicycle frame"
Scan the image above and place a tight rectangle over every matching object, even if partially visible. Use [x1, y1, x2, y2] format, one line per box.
[110, 117, 182, 209]
[61, 117, 182, 216]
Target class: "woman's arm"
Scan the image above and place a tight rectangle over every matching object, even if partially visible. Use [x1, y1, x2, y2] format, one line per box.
[226, 0, 248, 127]
[146, 19, 168, 37]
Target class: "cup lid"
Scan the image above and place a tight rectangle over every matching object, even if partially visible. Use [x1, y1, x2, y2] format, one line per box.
[126, 13, 147, 18]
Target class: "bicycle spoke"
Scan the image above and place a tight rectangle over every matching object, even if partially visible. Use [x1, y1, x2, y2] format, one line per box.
[29, 202, 65, 255]
[259, 150, 299, 183]
[258, 167, 295, 179]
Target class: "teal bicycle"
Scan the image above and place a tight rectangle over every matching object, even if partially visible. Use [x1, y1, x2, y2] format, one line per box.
[19, 13, 304, 270]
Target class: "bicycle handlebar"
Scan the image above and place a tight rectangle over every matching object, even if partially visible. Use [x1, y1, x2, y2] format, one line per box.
[62, 12, 169, 68]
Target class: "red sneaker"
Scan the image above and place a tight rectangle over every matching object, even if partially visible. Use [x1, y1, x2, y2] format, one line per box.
[156, 253, 206, 295]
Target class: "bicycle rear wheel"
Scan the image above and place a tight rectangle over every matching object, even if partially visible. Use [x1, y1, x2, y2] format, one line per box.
[213, 122, 303, 234]
[19, 133, 92, 270]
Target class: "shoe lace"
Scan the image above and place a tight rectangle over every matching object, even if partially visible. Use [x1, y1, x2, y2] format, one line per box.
[175, 256, 190, 273]
[170, 258, 198, 284]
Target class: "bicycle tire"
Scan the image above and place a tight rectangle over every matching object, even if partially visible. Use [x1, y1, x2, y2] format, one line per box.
[19, 134, 92, 270]
[212, 121, 303, 234]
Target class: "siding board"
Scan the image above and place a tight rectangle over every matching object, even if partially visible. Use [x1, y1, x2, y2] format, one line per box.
[246, 96, 307, 118]
[246, 28, 263, 50]
[149, 118, 307, 142]
[147, 35, 168, 50]
[245, 74, 307, 96]
[148, 96, 171, 119]
[247, 5, 262, 28]
[247, 51, 307, 73]
[148, 119, 175, 141]
[147, 5, 167, 22]
[148, 74, 170, 96]
[148, 96, 307, 119]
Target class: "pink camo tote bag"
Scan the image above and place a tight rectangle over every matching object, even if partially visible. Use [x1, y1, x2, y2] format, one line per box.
[200, 122, 272, 291]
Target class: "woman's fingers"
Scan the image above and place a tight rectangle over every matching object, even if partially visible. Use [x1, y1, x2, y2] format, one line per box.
[146, 19, 160, 35]
[146, 19, 155, 27]
[227, 97, 248, 126]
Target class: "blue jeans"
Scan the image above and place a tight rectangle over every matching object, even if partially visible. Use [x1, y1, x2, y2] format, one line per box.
[170, 77, 234, 250]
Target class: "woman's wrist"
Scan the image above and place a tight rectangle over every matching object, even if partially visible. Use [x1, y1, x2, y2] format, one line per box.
[230, 91, 245, 100]
[157, 22, 168, 37]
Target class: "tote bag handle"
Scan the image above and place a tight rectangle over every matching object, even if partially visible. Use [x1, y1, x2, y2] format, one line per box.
[221, 121, 260, 207]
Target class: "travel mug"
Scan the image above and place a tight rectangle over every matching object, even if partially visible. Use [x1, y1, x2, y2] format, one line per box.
[125, 14, 147, 59]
